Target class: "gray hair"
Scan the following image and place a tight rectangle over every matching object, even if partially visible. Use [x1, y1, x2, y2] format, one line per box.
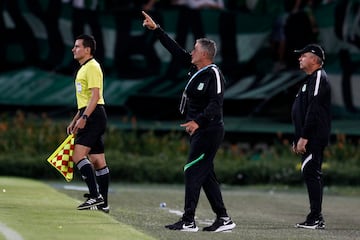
[315, 55, 324, 66]
[196, 38, 217, 60]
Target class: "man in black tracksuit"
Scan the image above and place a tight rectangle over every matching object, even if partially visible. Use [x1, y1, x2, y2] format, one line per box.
[292, 44, 331, 229]
[142, 11, 236, 233]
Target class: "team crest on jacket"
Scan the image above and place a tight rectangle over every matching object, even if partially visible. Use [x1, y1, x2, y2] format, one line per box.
[197, 82, 204, 90]
[302, 84, 307, 92]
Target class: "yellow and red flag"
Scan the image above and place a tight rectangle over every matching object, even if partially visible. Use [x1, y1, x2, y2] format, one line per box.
[46, 134, 75, 182]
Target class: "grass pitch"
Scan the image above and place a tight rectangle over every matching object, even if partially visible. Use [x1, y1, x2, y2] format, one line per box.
[0, 177, 155, 240]
[1, 177, 359, 240]
[61, 182, 360, 240]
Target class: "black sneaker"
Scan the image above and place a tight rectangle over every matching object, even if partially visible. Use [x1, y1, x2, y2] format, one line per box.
[203, 217, 236, 232]
[83, 193, 109, 213]
[165, 219, 199, 232]
[89, 205, 110, 213]
[77, 195, 104, 210]
[295, 218, 325, 229]
[83, 193, 91, 198]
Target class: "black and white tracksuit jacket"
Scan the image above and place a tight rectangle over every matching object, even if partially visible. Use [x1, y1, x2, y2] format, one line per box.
[291, 68, 331, 147]
[154, 26, 224, 128]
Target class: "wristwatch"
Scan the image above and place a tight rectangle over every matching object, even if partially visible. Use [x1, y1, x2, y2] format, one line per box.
[81, 114, 88, 120]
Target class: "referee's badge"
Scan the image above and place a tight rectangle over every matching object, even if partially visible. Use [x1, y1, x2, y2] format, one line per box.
[302, 84, 307, 92]
[197, 82, 204, 90]
[76, 82, 82, 92]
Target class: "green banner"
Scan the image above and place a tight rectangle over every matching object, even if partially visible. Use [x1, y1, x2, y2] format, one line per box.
[0, 68, 148, 106]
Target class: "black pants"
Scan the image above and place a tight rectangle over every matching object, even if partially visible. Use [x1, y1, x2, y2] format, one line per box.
[183, 125, 228, 222]
[301, 144, 325, 219]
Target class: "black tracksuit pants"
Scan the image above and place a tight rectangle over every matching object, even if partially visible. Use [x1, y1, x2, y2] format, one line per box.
[182, 125, 228, 222]
[301, 144, 325, 219]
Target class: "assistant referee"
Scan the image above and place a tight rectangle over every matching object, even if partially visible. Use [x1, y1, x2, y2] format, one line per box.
[67, 34, 110, 212]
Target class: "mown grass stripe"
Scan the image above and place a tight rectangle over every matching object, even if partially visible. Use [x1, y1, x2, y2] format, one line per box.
[0, 177, 155, 240]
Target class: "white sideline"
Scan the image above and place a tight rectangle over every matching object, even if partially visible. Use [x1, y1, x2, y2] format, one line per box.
[0, 223, 23, 240]
[163, 208, 213, 226]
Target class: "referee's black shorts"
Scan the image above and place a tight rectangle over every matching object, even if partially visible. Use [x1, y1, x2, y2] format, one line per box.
[76, 105, 107, 154]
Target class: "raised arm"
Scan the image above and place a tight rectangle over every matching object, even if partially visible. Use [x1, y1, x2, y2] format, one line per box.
[141, 11, 191, 66]
[142, 11, 158, 30]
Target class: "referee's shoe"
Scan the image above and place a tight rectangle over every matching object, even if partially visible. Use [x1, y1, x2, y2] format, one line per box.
[83, 193, 110, 213]
[77, 194, 104, 210]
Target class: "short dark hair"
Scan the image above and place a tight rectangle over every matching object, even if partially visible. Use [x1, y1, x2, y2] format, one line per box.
[76, 34, 96, 55]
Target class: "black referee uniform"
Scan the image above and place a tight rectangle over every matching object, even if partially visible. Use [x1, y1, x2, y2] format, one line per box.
[291, 67, 331, 221]
[154, 27, 230, 222]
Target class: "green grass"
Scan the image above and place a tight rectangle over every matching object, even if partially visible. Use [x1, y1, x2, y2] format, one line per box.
[58, 182, 360, 240]
[0, 177, 155, 240]
[1, 177, 359, 240]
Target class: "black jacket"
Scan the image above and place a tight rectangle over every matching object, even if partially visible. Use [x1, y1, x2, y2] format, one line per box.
[291, 68, 331, 146]
[154, 26, 224, 128]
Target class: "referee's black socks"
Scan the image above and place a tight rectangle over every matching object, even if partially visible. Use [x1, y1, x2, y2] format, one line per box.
[77, 158, 99, 198]
[96, 166, 110, 207]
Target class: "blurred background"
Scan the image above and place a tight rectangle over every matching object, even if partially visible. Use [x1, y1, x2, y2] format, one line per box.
[0, 0, 359, 184]
[1, 0, 359, 120]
